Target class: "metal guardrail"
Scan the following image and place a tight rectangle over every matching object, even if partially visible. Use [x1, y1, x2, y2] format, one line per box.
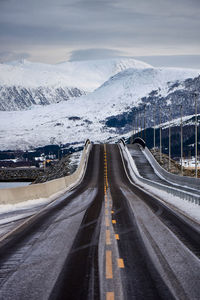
[84, 139, 91, 148]
[119, 138, 126, 147]
[143, 146, 200, 191]
[119, 141, 200, 206]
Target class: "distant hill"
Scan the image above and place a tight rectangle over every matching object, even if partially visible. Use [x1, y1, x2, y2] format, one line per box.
[0, 58, 199, 151]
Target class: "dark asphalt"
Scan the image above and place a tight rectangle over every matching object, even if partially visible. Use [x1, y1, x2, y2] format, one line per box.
[49, 144, 104, 300]
[0, 143, 199, 300]
[107, 145, 174, 300]
[124, 144, 200, 256]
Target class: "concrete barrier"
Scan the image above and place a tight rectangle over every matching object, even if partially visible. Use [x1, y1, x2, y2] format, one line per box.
[0, 140, 91, 205]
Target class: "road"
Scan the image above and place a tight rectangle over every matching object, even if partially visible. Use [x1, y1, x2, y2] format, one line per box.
[127, 143, 200, 195]
[0, 144, 199, 300]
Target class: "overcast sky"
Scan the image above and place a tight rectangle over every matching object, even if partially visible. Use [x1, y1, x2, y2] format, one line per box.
[0, 0, 200, 68]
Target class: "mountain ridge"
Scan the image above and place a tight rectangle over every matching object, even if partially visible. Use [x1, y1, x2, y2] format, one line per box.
[0, 58, 199, 150]
[0, 58, 151, 111]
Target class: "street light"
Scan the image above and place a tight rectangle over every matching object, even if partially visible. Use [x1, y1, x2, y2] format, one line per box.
[139, 111, 142, 138]
[153, 106, 156, 150]
[131, 114, 136, 144]
[195, 92, 198, 178]
[167, 107, 172, 171]
[180, 105, 183, 176]
[137, 114, 139, 137]
[143, 104, 146, 142]
[159, 106, 162, 162]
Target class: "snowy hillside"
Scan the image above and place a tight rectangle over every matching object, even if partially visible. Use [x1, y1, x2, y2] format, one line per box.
[0, 63, 200, 151]
[84, 67, 200, 112]
[1, 58, 150, 90]
[0, 58, 151, 111]
[0, 69, 200, 150]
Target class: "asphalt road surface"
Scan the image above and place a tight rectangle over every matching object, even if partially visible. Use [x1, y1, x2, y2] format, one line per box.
[0, 144, 199, 300]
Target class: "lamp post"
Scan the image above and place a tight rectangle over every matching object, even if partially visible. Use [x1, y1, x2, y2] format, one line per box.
[180, 104, 183, 176]
[167, 107, 171, 171]
[195, 92, 198, 178]
[143, 104, 146, 142]
[159, 107, 162, 162]
[154, 106, 156, 150]
[140, 111, 142, 138]
[134, 115, 136, 139]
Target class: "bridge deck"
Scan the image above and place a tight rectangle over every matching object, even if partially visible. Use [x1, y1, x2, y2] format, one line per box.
[0, 144, 199, 300]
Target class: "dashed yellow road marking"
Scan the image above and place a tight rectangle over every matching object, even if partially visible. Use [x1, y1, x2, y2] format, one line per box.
[106, 292, 114, 300]
[105, 216, 110, 227]
[115, 234, 119, 240]
[117, 258, 125, 268]
[112, 220, 116, 224]
[106, 250, 113, 279]
[106, 229, 111, 245]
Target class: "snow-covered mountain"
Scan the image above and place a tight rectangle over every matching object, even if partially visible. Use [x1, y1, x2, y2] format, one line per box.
[0, 58, 150, 110]
[0, 59, 199, 151]
[0, 86, 85, 111]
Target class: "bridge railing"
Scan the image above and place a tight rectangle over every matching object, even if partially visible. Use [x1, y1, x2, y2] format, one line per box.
[143, 146, 200, 191]
[119, 141, 200, 206]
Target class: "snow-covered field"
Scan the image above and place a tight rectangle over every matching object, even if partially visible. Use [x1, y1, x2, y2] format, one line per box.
[0, 58, 200, 150]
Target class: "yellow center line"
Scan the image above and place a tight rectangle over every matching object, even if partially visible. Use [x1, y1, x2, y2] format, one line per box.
[106, 229, 111, 245]
[106, 250, 113, 279]
[106, 292, 115, 300]
[115, 234, 119, 240]
[105, 216, 110, 227]
[117, 258, 125, 268]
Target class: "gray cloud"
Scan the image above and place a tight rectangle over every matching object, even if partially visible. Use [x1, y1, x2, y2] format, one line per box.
[0, 0, 199, 66]
[69, 48, 125, 61]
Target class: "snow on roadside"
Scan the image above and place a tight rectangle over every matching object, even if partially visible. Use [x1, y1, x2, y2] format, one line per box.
[0, 197, 52, 214]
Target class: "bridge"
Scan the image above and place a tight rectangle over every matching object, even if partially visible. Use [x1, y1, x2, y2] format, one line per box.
[0, 140, 199, 299]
